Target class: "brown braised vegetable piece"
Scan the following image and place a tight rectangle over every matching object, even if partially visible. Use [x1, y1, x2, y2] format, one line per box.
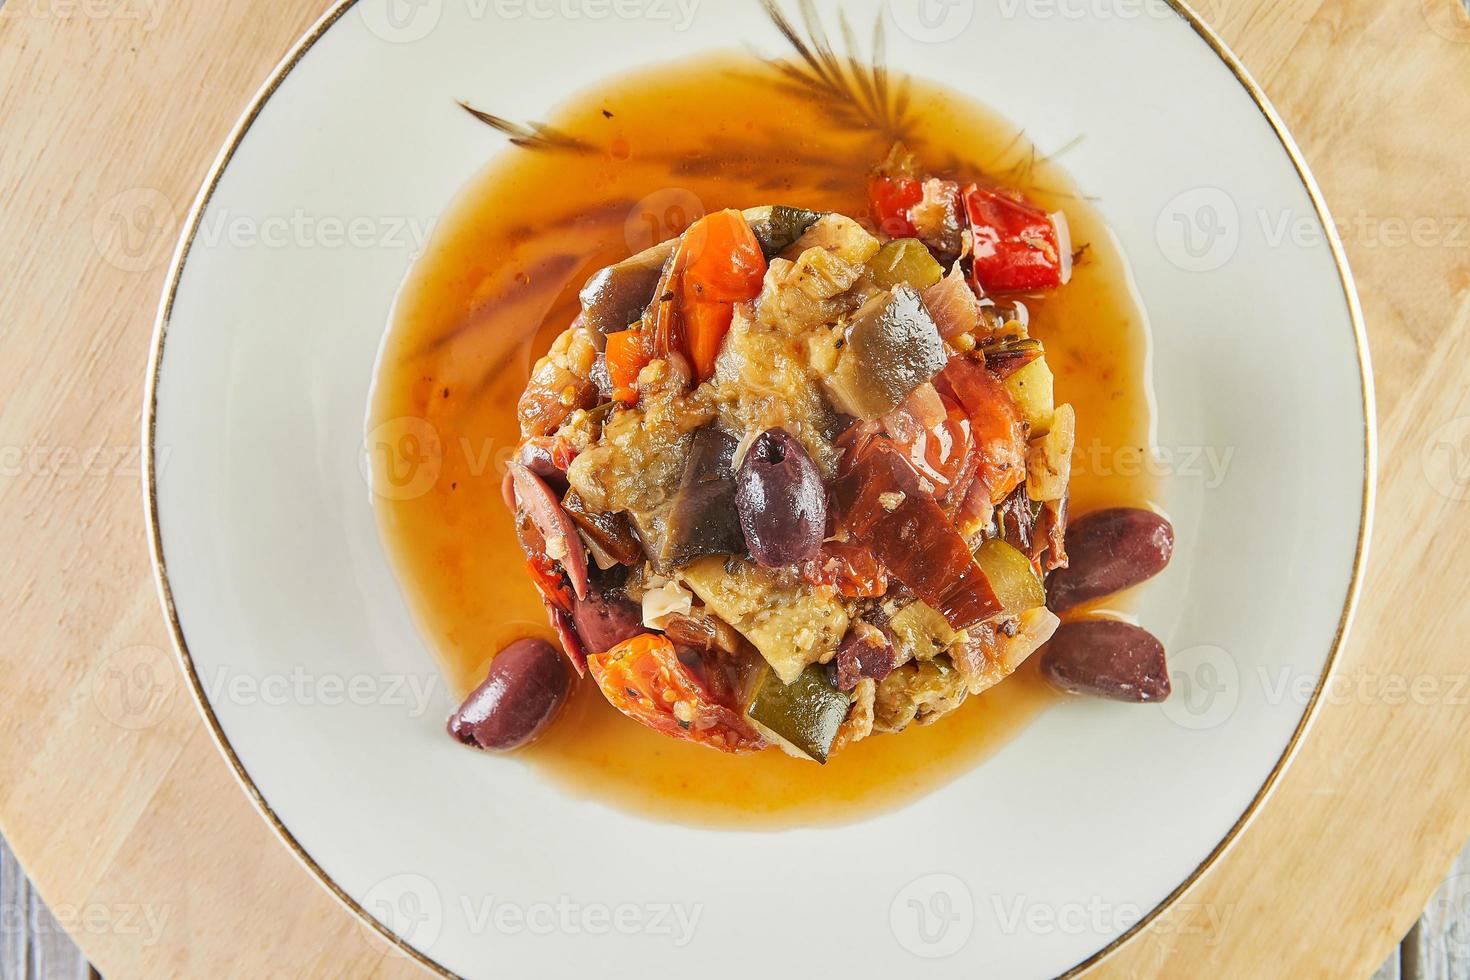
[995, 486, 1038, 555]
[824, 287, 948, 420]
[660, 426, 745, 569]
[448, 638, 572, 750]
[1038, 620, 1170, 702]
[1045, 508, 1174, 613]
[562, 489, 642, 567]
[980, 336, 1044, 381]
[578, 241, 676, 336]
[662, 610, 742, 654]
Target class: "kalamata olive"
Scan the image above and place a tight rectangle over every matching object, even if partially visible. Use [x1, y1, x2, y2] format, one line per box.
[447, 638, 572, 751]
[572, 590, 645, 655]
[735, 428, 826, 567]
[1045, 507, 1174, 613]
[1038, 620, 1170, 702]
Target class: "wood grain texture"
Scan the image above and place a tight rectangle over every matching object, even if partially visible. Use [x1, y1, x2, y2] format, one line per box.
[1, 0, 1468, 977]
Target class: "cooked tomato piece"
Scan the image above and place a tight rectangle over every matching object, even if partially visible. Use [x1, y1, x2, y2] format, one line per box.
[587, 634, 766, 753]
[603, 329, 648, 404]
[801, 539, 890, 599]
[869, 176, 923, 239]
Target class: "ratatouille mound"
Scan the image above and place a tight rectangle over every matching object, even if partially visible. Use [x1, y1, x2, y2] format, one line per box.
[447, 149, 1173, 762]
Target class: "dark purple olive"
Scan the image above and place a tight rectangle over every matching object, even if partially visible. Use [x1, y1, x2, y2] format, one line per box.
[1039, 620, 1170, 702]
[572, 589, 644, 655]
[1045, 508, 1174, 613]
[447, 638, 571, 751]
[735, 428, 825, 567]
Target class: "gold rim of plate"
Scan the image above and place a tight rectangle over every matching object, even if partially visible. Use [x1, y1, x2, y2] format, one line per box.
[139, 2, 1378, 976]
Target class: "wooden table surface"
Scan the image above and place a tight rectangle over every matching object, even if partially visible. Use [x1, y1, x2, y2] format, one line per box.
[3, 0, 1470, 976]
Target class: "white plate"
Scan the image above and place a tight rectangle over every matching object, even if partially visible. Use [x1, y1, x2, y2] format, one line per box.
[145, 1, 1373, 976]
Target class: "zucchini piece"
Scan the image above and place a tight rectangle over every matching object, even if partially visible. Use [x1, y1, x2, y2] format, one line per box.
[866, 238, 944, 291]
[887, 599, 961, 662]
[745, 663, 852, 764]
[1003, 356, 1055, 433]
[973, 538, 1046, 614]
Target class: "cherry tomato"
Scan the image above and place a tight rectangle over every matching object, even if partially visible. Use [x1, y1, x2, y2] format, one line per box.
[869, 176, 923, 239]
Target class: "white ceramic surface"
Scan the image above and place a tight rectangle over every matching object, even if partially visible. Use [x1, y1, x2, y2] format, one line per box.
[145, 1, 1372, 976]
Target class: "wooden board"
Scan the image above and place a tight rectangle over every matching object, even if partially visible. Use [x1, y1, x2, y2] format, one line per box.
[2, 0, 1469, 975]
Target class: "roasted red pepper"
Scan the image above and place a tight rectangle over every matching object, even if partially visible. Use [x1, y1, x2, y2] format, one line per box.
[834, 437, 1001, 630]
[963, 184, 1069, 293]
[935, 355, 1028, 506]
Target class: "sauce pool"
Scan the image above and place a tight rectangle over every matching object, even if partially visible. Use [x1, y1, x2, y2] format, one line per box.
[369, 53, 1158, 828]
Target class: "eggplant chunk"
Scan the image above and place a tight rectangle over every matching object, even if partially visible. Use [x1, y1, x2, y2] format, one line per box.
[660, 426, 745, 568]
[578, 240, 675, 336]
[823, 286, 948, 420]
[745, 663, 852, 763]
[678, 556, 849, 684]
[745, 205, 825, 259]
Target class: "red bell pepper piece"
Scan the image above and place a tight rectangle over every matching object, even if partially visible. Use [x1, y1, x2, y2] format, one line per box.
[963, 184, 1069, 293]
